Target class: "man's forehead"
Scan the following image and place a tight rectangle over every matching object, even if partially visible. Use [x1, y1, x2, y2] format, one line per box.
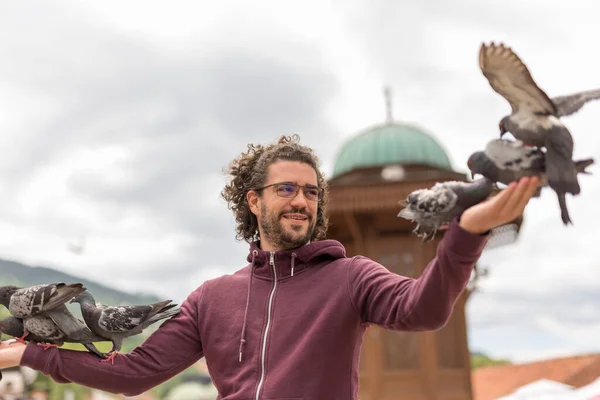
[266, 161, 318, 183]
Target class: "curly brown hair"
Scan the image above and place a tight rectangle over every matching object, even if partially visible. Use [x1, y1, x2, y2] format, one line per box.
[221, 134, 329, 244]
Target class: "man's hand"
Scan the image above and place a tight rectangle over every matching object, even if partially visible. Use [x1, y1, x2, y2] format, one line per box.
[0, 340, 27, 369]
[459, 176, 540, 235]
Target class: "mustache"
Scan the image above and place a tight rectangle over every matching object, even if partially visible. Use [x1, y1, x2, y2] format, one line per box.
[279, 209, 311, 219]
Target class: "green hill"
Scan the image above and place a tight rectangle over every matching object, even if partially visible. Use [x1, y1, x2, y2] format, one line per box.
[0, 258, 161, 306]
[471, 351, 512, 369]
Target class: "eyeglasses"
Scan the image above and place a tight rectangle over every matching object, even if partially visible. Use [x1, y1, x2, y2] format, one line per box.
[252, 182, 323, 201]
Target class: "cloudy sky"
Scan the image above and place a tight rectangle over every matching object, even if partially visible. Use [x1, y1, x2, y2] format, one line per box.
[1, 0, 599, 364]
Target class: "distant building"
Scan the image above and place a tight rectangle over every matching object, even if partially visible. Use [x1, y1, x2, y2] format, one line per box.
[325, 89, 520, 400]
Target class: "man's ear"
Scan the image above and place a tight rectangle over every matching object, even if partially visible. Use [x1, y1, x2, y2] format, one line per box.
[247, 190, 261, 216]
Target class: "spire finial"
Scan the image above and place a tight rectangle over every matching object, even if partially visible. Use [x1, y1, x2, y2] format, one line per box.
[384, 85, 393, 123]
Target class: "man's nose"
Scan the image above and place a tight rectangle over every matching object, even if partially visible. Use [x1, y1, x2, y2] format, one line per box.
[290, 189, 309, 208]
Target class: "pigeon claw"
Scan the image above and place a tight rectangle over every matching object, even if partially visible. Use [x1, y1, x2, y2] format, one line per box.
[101, 351, 119, 365]
[13, 333, 29, 344]
[37, 343, 58, 351]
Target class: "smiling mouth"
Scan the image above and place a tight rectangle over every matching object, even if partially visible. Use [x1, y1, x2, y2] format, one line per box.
[282, 214, 309, 222]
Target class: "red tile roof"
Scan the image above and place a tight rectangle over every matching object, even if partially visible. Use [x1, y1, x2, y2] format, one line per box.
[472, 353, 600, 400]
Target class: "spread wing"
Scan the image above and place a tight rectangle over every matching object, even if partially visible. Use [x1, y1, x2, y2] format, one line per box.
[479, 42, 557, 115]
[551, 88, 600, 117]
[485, 139, 545, 171]
[97, 304, 154, 333]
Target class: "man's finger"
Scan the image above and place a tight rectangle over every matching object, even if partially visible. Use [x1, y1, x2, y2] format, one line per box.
[489, 181, 518, 210]
[508, 177, 540, 216]
[500, 177, 533, 216]
[516, 177, 541, 211]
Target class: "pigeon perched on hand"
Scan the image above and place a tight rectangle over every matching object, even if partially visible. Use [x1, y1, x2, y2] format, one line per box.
[0, 283, 86, 342]
[70, 292, 180, 364]
[397, 177, 495, 241]
[0, 315, 106, 357]
[467, 139, 594, 223]
[478, 42, 586, 224]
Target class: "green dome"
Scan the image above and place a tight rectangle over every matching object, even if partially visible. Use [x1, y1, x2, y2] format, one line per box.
[332, 122, 452, 177]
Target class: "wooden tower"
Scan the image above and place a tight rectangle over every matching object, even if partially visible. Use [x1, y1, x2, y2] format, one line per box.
[324, 88, 519, 400]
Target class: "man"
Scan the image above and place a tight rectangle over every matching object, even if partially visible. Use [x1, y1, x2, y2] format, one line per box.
[0, 135, 539, 399]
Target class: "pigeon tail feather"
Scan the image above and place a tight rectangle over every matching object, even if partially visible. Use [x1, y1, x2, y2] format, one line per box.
[557, 193, 572, 225]
[574, 158, 595, 174]
[83, 343, 106, 358]
[147, 308, 181, 325]
[155, 302, 178, 314]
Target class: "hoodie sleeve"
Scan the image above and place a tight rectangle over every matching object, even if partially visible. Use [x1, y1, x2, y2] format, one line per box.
[20, 286, 205, 397]
[347, 217, 488, 331]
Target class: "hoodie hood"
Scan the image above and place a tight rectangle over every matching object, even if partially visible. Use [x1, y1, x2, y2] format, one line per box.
[246, 239, 347, 279]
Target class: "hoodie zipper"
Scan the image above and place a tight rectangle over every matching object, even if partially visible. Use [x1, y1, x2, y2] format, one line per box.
[255, 251, 277, 400]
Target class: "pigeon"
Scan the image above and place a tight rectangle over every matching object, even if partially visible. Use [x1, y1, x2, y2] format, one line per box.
[70, 292, 181, 364]
[0, 315, 107, 357]
[0, 283, 86, 342]
[467, 139, 594, 223]
[397, 177, 495, 241]
[478, 42, 585, 224]
[0, 283, 86, 320]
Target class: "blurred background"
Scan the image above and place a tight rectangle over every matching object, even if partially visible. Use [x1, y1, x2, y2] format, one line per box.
[0, 0, 599, 399]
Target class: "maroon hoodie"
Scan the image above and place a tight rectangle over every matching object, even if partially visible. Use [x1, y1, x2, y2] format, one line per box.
[20, 219, 487, 399]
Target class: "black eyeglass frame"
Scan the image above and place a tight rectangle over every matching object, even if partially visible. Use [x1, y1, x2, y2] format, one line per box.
[250, 182, 323, 201]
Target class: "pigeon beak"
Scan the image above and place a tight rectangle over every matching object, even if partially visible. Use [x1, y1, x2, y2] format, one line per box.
[499, 121, 508, 138]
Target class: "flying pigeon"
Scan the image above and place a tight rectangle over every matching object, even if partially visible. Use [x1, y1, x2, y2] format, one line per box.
[0, 314, 106, 357]
[70, 292, 181, 364]
[478, 42, 585, 224]
[0, 283, 86, 320]
[397, 177, 495, 241]
[467, 139, 594, 223]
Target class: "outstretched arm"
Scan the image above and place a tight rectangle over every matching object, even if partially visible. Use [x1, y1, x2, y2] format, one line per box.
[348, 217, 486, 331]
[2, 286, 206, 397]
[348, 177, 539, 331]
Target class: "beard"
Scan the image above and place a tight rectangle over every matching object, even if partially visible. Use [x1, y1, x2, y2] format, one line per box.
[259, 203, 316, 250]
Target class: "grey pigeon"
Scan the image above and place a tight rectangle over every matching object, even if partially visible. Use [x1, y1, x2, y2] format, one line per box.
[397, 177, 495, 241]
[0, 283, 86, 320]
[70, 292, 181, 364]
[479, 42, 583, 224]
[467, 139, 594, 223]
[0, 315, 107, 358]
